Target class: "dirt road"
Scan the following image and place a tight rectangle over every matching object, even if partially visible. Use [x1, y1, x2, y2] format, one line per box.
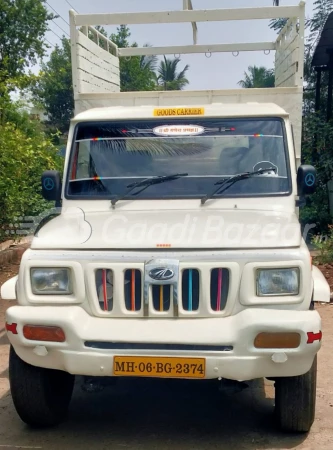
[0, 263, 333, 449]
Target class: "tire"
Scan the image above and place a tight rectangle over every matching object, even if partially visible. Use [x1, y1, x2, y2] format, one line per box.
[275, 356, 317, 433]
[9, 346, 75, 427]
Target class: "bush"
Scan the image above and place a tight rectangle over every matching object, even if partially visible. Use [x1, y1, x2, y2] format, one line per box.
[0, 112, 62, 242]
[300, 115, 333, 234]
[312, 227, 333, 264]
[300, 182, 332, 236]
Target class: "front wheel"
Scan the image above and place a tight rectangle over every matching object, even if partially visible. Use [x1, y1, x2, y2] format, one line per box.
[9, 346, 75, 427]
[275, 356, 317, 433]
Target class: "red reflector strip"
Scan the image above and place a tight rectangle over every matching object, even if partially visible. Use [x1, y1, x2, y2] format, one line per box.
[5, 323, 18, 335]
[307, 331, 322, 344]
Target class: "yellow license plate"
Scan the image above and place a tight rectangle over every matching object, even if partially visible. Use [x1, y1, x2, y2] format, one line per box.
[113, 356, 205, 379]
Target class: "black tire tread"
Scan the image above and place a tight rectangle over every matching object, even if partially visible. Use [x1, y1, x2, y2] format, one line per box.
[9, 346, 74, 427]
[275, 356, 317, 433]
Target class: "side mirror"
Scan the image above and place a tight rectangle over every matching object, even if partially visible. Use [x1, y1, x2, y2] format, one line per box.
[297, 165, 316, 196]
[41, 170, 62, 203]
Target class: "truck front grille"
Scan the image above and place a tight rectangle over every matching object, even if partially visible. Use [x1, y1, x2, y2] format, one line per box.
[94, 265, 231, 317]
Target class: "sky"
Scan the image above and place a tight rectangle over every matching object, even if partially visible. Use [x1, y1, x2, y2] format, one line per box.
[44, 0, 316, 90]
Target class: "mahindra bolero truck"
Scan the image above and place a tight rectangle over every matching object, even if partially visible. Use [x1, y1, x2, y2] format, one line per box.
[1, 2, 330, 432]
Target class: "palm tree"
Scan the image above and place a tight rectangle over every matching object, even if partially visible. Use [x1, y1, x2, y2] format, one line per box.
[156, 56, 190, 91]
[140, 44, 158, 73]
[238, 66, 275, 88]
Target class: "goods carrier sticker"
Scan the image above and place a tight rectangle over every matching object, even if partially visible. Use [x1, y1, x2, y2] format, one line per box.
[153, 107, 205, 117]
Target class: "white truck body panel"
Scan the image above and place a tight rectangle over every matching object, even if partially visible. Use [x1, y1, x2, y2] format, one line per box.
[32, 207, 302, 250]
[7, 305, 321, 380]
[71, 27, 120, 96]
[1, 275, 17, 301]
[313, 266, 331, 303]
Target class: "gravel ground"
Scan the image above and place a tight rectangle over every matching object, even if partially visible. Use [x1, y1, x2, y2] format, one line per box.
[0, 262, 333, 450]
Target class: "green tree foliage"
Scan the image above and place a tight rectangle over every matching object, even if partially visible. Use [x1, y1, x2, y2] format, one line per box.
[32, 25, 191, 128]
[110, 25, 156, 92]
[156, 56, 189, 91]
[0, 0, 52, 85]
[308, 0, 333, 48]
[300, 115, 333, 232]
[0, 1, 62, 242]
[140, 47, 158, 74]
[269, 18, 288, 32]
[303, 0, 333, 111]
[270, 1, 333, 108]
[271, 1, 333, 51]
[0, 99, 62, 241]
[238, 66, 275, 88]
[32, 37, 74, 133]
[299, 1, 333, 231]
[266, 1, 333, 233]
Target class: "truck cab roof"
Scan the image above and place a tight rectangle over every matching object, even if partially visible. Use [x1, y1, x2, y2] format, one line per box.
[72, 103, 289, 123]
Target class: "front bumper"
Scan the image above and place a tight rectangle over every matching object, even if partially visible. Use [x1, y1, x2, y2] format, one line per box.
[6, 306, 321, 381]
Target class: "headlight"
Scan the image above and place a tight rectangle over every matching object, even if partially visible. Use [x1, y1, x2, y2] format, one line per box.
[31, 268, 72, 295]
[257, 268, 299, 296]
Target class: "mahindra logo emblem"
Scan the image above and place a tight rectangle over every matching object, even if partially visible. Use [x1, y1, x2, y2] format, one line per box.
[149, 267, 174, 281]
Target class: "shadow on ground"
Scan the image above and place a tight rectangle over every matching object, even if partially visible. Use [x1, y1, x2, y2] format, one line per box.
[0, 374, 307, 450]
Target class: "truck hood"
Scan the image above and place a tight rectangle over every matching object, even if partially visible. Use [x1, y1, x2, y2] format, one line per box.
[32, 207, 302, 250]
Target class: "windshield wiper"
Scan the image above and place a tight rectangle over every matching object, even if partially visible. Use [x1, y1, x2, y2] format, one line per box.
[111, 173, 188, 207]
[200, 168, 277, 206]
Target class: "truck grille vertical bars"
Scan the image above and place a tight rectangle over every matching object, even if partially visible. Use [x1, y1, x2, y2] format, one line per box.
[95, 266, 230, 316]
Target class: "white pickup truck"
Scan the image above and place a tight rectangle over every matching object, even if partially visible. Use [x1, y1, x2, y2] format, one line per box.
[1, 1, 330, 432]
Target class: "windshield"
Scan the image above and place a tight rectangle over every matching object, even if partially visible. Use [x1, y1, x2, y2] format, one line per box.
[66, 118, 291, 200]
